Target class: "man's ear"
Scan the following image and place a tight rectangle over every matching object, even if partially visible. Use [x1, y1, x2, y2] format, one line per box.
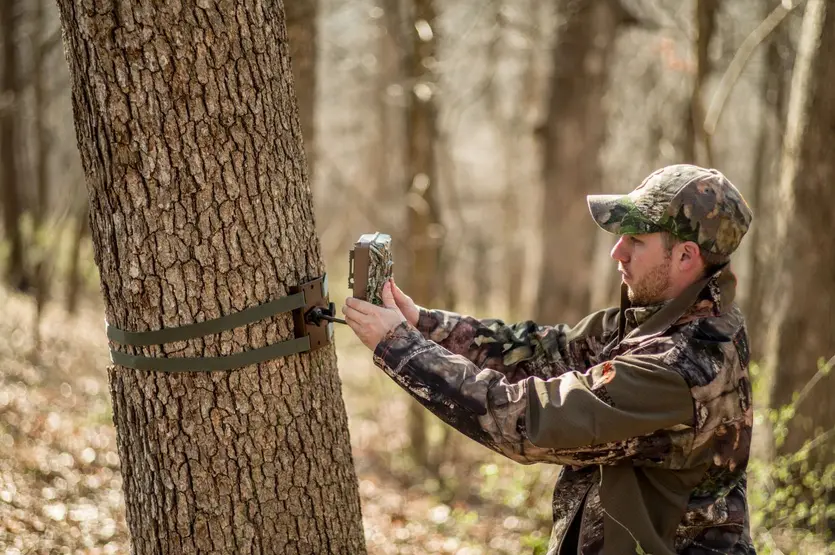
[677, 242, 702, 270]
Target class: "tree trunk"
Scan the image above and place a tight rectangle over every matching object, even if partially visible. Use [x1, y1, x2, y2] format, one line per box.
[745, 10, 790, 362]
[682, 0, 718, 166]
[0, 0, 27, 292]
[404, 0, 441, 471]
[65, 205, 89, 315]
[765, 0, 835, 498]
[535, 0, 630, 326]
[285, 0, 318, 179]
[499, 0, 539, 320]
[374, 0, 408, 210]
[56, 2, 366, 553]
[32, 0, 54, 351]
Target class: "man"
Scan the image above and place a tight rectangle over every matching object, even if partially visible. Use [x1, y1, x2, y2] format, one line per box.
[343, 164, 754, 554]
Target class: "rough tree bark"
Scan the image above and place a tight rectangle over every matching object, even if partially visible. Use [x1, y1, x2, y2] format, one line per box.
[0, 0, 28, 291]
[765, 0, 835, 475]
[285, 0, 318, 178]
[535, 0, 632, 326]
[56, 1, 366, 553]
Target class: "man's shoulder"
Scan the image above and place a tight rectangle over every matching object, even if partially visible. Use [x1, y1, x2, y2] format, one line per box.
[664, 305, 748, 387]
[566, 306, 621, 343]
[671, 306, 753, 471]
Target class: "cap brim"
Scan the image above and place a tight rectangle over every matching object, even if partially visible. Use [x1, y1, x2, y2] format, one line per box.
[587, 194, 628, 234]
[587, 194, 663, 236]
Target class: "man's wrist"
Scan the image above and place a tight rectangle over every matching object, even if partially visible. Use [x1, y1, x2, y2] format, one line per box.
[373, 321, 425, 372]
[416, 307, 435, 334]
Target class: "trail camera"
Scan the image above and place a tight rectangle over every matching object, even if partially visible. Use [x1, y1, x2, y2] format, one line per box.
[348, 232, 394, 306]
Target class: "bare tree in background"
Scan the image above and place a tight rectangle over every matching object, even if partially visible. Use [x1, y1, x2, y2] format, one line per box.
[57, 1, 366, 552]
[493, 0, 546, 320]
[65, 205, 89, 315]
[745, 3, 791, 360]
[765, 0, 835, 519]
[535, 0, 634, 325]
[403, 0, 443, 470]
[0, 0, 28, 292]
[374, 0, 408, 208]
[286, 0, 318, 178]
[30, 0, 63, 350]
[683, 0, 719, 166]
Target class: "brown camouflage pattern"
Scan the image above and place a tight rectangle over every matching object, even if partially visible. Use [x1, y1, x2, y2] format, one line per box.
[349, 232, 394, 305]
[372, 267, 754, 554]
[587, 164, 753, 257]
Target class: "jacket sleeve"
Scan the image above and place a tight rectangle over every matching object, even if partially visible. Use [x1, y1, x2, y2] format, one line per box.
[374, 322, 694, 466]
[414, 306, 620, 382]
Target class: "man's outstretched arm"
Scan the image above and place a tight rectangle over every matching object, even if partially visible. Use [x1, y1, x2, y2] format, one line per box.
[373, 322, 695, 467]
[390, 280, 619, 381]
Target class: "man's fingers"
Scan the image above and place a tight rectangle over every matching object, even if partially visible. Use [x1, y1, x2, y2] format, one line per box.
[342, 304, 368, 321]
[381, 281, 397, 308]
[344, 296, 372, 314]
[344, 316, 360, 331]
[392, 280, 411, 303]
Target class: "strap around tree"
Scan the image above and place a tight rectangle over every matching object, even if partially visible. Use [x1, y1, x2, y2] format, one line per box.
[106, 277, 333, 372]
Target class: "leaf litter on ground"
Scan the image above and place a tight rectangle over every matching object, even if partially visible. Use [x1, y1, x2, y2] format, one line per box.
[0, 288, 555, 554]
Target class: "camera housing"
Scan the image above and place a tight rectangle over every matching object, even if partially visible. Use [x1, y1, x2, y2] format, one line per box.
[348, 232, 394, 306]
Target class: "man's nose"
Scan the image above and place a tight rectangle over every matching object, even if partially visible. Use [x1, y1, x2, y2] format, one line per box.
[610, 237, 629, 262]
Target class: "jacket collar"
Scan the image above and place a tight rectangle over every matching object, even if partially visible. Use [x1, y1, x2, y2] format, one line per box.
[617, 264, 736, 345]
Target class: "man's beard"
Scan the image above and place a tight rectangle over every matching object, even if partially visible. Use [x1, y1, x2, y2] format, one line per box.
[626, 257, 672, 306]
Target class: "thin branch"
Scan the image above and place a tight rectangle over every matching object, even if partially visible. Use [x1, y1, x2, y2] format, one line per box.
[787, 426, 835, 464]
[791, 354, 835, 410]
[704, 0, 802, 136]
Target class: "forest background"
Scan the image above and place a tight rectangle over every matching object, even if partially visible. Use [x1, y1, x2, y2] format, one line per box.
[0, 0, 834, 553]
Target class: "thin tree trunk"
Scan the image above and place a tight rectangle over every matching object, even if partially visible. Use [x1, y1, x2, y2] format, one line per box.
[472, 236, 490, 313]
[0, 0, 27, 292]
[65, 204, 89, 315]
[56, 2, 366, 552]
[745, 12, 789, 362]
[498, 0, 535, 320]
[535, 0, 630, 326]
[32, 0, 53, 352]
[375, 0, 408, 207]
[285, 0, 318, 179]
[404, 0, 441, 471]
[33, 0, 50, 226]
[765, 0, 835, 515]
[682, 0, 718, 166]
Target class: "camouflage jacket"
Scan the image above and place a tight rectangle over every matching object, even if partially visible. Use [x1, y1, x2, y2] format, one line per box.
[372, 268, 755, 554]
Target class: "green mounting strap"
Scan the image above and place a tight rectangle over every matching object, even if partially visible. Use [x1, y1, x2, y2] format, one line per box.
[106, 285, 323, 372]
[109, 337, 311, 373]
[106, 293, 306, 345]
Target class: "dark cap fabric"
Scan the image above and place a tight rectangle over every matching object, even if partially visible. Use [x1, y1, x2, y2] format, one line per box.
[587, 164, 753, 258]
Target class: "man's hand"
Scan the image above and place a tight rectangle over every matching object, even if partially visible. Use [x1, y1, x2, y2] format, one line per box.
[343, 279, 407, 350]
[390, 278, 419, 327]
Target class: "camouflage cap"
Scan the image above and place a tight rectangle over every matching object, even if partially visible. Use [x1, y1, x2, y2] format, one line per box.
[587, 164, 753, 258]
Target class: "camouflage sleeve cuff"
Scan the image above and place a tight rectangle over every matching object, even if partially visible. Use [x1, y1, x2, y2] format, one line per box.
[373, 321, 429, 372]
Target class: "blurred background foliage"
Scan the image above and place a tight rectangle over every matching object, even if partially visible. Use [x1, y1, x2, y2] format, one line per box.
[0, 0, 834, 553]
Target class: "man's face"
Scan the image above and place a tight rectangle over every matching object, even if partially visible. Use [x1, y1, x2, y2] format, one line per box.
[610, 233, 673, 306]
